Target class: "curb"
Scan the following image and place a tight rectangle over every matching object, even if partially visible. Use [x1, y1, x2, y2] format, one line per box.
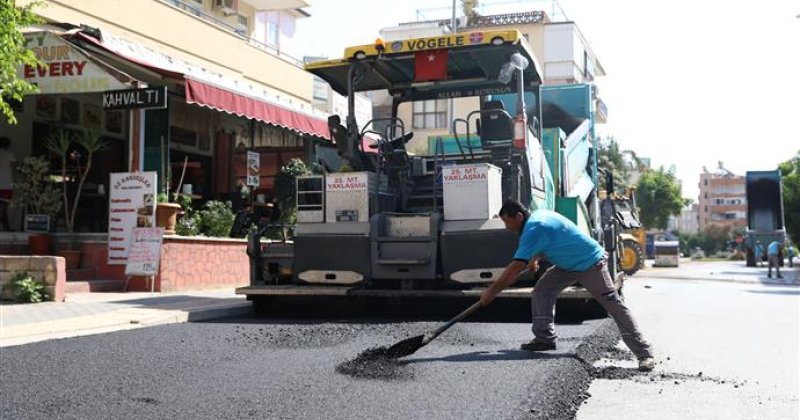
[0, 301, 253, 348]
[632, 272, 798, 286]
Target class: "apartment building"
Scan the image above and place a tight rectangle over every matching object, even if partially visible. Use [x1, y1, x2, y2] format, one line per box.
[668, 203, 699, 234]
[372, 1, 607, 154]
[3, 0, 328, 233]
[697, 162, 747, 232]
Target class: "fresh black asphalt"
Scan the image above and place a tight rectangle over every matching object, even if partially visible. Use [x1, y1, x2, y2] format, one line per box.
[0, 307, 633, 420]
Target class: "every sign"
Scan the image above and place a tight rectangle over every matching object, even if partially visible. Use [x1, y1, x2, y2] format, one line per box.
[102, 86, 167, 110]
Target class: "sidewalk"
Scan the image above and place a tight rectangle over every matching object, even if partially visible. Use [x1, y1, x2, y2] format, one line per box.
[635, 259, 799, 285]
[0, 288, 252, 348]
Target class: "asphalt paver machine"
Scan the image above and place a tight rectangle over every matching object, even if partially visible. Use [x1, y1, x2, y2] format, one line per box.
[238, 30, 622, 307]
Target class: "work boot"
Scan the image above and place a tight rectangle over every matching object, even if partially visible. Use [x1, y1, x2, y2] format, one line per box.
[520, 339, 556, 352]
[638, 357, 656, 372]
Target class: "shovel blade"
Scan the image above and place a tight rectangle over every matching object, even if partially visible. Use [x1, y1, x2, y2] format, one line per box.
[385, 335, 425, 359]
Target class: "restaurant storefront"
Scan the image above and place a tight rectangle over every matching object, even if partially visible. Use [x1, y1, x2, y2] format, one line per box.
[1, 27, 329, 238]
[0, 27, 329, 292]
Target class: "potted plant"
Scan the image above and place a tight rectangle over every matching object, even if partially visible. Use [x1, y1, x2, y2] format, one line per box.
[273, 158, 310, 239]
[156, 192, 181, 235]
[14, 156, 62, 254]
[46, 128, 107, 269]
[153, 136, 185, 235]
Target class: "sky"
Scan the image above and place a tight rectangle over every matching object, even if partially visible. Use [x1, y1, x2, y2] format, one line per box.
[295, 0, 800, 201]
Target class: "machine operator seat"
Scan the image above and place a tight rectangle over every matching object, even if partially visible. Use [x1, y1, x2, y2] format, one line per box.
[328, 115, 376, 171]
[479, 100, 514, 141]
[328, 115, 349, 159]
[476, 100, 514, 163]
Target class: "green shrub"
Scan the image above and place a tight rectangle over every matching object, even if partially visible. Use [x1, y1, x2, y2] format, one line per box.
[11, 272, 49, 303]
[175, 194, 200, 236]
[273, 158, 310, 226]
[195, 200, 235, 237]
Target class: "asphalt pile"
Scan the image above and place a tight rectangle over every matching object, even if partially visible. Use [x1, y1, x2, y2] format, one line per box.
[335, 347, 414, 380]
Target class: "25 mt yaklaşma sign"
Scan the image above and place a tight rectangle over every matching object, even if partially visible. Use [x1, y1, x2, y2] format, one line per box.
[102, 87, 167, 110]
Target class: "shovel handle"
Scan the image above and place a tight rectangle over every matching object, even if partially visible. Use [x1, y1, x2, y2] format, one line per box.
[425, 300, 482, 343]
[423, 267, 531, 345]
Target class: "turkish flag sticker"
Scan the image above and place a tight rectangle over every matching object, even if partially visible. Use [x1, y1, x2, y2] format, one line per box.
[414, 49, 448, 81]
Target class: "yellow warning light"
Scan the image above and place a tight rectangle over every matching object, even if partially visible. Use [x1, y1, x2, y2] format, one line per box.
[375, 37, 386, 52]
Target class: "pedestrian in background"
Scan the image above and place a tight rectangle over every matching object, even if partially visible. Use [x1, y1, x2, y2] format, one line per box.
[767, 241, 783, 279]
[754, 241, 765, 267]
[787, 244, 795, 268]
[480, 199, 655, 371]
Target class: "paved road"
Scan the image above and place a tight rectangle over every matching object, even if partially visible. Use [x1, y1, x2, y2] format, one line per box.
[579, 268, 799, 420]
[0, 306, 613, 420]
[5, 261, 794, 419]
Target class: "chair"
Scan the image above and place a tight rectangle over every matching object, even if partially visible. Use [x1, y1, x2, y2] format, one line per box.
[479, 100, 514, 141]
[476, 100, 514, 164]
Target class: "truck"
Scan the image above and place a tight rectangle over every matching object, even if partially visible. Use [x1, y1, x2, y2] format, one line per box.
[237, 30, 623, 310]
[744, 170, 786, 267]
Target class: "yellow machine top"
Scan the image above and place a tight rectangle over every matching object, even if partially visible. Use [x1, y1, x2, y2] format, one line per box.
[305, 29, 543, 100]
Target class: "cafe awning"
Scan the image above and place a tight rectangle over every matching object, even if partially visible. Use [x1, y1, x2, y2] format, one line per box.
[73, 31, 330, 140]
[184, 78, 328, 139]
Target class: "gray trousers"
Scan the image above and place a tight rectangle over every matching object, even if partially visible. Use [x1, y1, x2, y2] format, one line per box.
[768, 255, 782, 277]
[531, 261, 653, 359]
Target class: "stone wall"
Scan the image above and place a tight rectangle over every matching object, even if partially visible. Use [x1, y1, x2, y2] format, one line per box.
[126, 236, 250, 293]
[0, 256, 66, 302]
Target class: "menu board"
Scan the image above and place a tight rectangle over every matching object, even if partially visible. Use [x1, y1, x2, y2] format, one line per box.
[247, 151, 260, 186]
[124, 228, 164, 276]
[107, 172, 158, 265]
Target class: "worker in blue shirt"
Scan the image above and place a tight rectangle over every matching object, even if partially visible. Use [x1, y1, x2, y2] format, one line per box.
[480, 199, 655, 371]
[767, 241, 783, 279]
[754, 242, 765, 267]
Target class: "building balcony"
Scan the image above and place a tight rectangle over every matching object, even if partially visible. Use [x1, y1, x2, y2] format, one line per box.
[160, 0, 304, 66]
[240, 0, 310, 10]
[22, 0, 314, 102]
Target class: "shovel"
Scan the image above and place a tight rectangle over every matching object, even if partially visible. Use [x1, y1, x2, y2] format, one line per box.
[385, 268, 530, 359]
[385, 300, 482, 359]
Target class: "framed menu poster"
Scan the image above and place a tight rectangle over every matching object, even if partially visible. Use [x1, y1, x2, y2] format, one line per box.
[107, 172, 157, 265]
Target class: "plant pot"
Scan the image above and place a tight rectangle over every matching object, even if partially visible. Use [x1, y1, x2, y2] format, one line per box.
[57, 249, 81, 270]
[28, 233, 52, 255]
[156, 202, 182, 235]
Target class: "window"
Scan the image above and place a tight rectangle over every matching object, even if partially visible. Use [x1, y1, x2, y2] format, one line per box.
[529, 139, 546, 191]
[583, 51, 594, 82]
[267, 20, 279, 46]
[237, 14, 248, 27]
[412, 99, 447, 129]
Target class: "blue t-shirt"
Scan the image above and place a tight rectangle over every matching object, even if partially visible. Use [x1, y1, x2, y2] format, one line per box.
[513, 209, 605, 272]
[767, 241, 781, 256]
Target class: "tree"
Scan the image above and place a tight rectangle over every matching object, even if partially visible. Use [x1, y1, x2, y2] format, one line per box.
[779, 150, 800, 245]
[0, 1, 42, 124]
[597, 136, 628, 191]
[45, 129, 108, 239]
[636, 166, 687, 229]
[597, 136, 645, 192]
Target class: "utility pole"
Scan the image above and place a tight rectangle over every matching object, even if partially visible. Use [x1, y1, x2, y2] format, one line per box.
[449, 0, 457, 136]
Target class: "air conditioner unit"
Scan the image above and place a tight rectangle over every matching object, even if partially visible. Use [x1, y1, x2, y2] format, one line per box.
[212, 0, 236, 16]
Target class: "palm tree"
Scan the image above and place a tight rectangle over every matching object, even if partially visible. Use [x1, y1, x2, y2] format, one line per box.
[46, 128, 108, 242]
